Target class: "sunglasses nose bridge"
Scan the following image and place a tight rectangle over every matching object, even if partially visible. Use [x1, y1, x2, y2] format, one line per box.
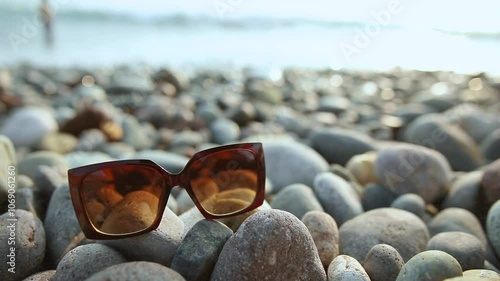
[164, 171, 187, 189]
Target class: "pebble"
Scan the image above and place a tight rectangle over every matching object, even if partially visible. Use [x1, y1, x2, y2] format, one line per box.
[427, 232, 485, 270]
[487, 200, 500, 260]
[86, 261, 186, 281]
[16, 187, 37, 215]
[22, 270, 56, 281]
[481, 160, 500, 206]
[134, 150, 189, 174]
[121, 115, 155, 150]
[480, 129, 500, 161]
[262, 140, 329, 192]
[245, 79, 283, 105]
[313, 172, 363, 226]
[65, 151, 114, 168]
[175, 189, 196, 215]
[390, 194, 426, 218]
[327, 255, 370, 281]
[270, 183, 324, 219]
[54, 244, 127, 281]
[345, 152, 378, 186]
[44, 184, 87, 265]
[170, 220, 233, 281]
[38, 132, 78, 154]
[339, 208, 429, 262]
[428, 207, 488, 249]
[100, 207, 184, 267]
[210, 118, 240, 144]
[444, 269, 500, 281]
[98, 142, 136, 159]
[18, 151, 68, 180]
[362, 183, 398, 211]
[403, 114, 483, 171]
[302, 211, 339, 268]
[364, 244, 404, 281]
[309, 128, 376, 165]
[1, 106, 58, 147]
[0, 210, 46, 281]
[374, 143, 452, 203]
[73, 84, 107, 102]
[0, 135, 16, 209]
[443, 171, 485, 216]
[396, 250, 463, 281]
[211, 209, 327, 281]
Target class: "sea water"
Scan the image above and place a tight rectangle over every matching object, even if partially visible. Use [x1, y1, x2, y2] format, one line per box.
[1, 0, 500, 74]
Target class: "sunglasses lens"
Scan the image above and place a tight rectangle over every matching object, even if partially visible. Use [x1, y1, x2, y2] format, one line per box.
[190, 149, 259, 215]
[80, 165, 163, 235]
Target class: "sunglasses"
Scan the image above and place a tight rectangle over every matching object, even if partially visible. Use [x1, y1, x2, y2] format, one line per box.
[68, 142, 265, 239]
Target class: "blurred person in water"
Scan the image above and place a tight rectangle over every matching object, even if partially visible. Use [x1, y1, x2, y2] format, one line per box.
[40, 0, 53, 47]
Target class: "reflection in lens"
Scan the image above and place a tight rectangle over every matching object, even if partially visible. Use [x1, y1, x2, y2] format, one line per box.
[190, 150, 259, 215]
[81, 165, 163, 235]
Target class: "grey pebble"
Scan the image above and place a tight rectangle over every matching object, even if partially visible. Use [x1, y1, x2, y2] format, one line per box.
[1, 107, 58, 148]
[271, 183, 324, 219]
[0, 209, 46, 281]
[480, 129, 500, 161]
[0, 135, 16, 209]
[54, 244, 127, 281]
[18, 151, 68, 180]
[427, 231, 485, 270]
[100, 207, 184, 267]
[403, 114, 483, 171]
[121, 115, 155, 150]
[364, 244, 404, 281]
[210, 118, 240, 144]
[313, 172, 363, 226]
[262, 140, 329, 192]
[210, 209, 327, 281]
[327, 255, 370, 281]
[339, 208, 429, 262]
[133, 150, 189, 174]
[487, 200, 500, 260]
[444, 269, 500, 281]
[309, 128, 376, 166]
[443, 171, 485, 216]
[390, 193, 426, 218]
[481, 160, 500, 206]
[428, 207, 487, 249]
[374, 143, 452, 203]
[396, 250, 463, 281]
[302, 211, 339, 268]
[44, 184, 87, 265]
[86, 261, 186, 281]
[22, 270, 56, 281]
[171, 220, 232, 281]
[362, 183, 398, 211]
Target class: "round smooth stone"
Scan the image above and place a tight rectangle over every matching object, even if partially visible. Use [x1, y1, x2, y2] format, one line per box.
[339, 208, 429, 263]
[0, 210, 46, 281]
[364, 244, 404, 281]
[86, 261, 186, 281]
[427, 231, 485, 270]
[374, 143, 452, 203]
[487, 200, 500, 260]
[271, 183, 324, 219]
[444, 269, 500, 281]
[170, 220, 232, 281]
[327, 255, 370, 281]
[54, 244, 127, 281]
[390, 194, 426, 218]
[396, 250, 462, 281]
[302, 211, 339, 268]
[211, 209, 327, 281]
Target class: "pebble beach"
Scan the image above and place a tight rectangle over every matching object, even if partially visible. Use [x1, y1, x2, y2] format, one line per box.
[0, 64, 499, 281]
